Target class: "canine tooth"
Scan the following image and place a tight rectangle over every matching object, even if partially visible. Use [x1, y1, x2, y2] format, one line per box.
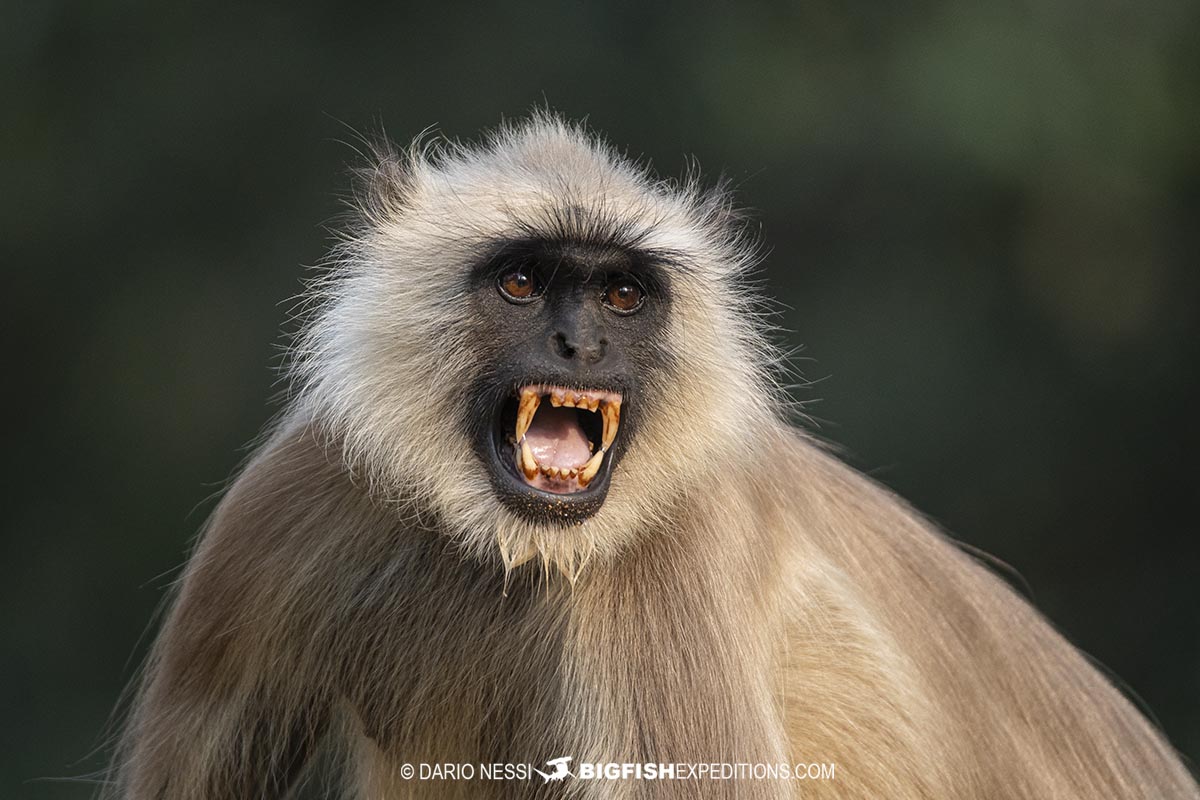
[516, 390, 541, 441]
[601, 398, 621, 450]
[520, 441, 538, 479]
[578, 449, 605, 486]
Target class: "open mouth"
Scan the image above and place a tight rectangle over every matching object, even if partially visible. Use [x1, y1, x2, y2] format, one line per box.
[499, 385, 622, 495]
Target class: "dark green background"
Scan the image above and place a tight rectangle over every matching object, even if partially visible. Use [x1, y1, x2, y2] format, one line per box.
[5, 1, 1198, 795]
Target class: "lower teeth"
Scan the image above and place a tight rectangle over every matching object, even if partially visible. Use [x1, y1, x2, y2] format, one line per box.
[515, 448, 601, 485]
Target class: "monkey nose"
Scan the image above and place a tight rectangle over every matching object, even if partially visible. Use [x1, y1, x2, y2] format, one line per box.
[552, 331, 608, 364]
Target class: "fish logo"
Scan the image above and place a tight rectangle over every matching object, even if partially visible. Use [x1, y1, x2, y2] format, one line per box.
[533, 756, 573, 782]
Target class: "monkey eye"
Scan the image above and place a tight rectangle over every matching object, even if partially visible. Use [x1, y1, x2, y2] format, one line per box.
[497, 266, 541, 303]
[602, 275, 645, 314]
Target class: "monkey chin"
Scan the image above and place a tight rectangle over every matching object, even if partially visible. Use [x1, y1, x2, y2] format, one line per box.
[484, 383, 624, 525]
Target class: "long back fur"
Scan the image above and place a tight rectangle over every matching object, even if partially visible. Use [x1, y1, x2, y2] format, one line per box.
[107, 115, 1199, 799]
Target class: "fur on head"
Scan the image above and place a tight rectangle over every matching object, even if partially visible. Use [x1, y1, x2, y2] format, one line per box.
[292, 114, 785, 577]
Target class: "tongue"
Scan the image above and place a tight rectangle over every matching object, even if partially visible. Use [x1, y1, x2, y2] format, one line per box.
[525, 406, 592, 468]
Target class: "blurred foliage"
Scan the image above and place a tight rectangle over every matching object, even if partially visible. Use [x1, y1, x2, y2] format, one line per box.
[3, 0, 1198, 795]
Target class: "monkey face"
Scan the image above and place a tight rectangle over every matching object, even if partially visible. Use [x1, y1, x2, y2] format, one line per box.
[464, 238, 674, 524]
[295, 117, 781, 572]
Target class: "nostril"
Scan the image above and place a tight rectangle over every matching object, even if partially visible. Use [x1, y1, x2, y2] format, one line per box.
[553, 332, 576, 360]
[580, 337, 607, 365]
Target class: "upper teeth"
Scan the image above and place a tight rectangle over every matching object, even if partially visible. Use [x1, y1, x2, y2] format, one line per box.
[514, 386, 621, 488]
[548, 390, 600, 411]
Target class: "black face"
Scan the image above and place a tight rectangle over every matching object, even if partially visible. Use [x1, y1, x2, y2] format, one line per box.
[462, 236, 674, 525]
